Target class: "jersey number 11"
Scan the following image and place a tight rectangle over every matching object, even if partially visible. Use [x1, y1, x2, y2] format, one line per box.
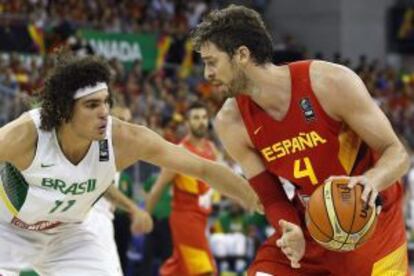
[49, 199, 77, 213]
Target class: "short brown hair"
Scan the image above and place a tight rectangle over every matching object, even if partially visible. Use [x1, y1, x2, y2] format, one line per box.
[191, 5, 273, 65]
[186, 101, 207, 118]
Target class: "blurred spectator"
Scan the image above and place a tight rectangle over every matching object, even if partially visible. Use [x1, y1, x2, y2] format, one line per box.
[67, 34, 94, 57]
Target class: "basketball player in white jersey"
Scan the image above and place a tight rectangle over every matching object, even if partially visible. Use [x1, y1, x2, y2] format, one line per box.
[0, 54, 259, 275]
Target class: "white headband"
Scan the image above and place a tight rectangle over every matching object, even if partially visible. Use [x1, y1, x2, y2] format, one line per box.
[73, 82, 108, 99]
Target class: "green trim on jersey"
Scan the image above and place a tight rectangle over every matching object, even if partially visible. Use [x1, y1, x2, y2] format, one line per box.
[0, 163, 29, 212]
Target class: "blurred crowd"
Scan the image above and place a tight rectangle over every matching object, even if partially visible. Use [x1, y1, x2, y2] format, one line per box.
[0, 0, 268, 33]
[1, 50, 413, 148]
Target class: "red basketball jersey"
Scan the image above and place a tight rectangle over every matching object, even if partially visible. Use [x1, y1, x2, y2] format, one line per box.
[236, 60, 402, 209]
[172, 136, 216, 214]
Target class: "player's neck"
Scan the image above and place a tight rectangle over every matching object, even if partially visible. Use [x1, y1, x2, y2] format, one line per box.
[56, 124, 92, 164]
[187, 134, 205, 147]
[245, 64, 291, 121]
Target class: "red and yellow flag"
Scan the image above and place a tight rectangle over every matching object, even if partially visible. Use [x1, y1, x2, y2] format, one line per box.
[27, 24, 45, 54]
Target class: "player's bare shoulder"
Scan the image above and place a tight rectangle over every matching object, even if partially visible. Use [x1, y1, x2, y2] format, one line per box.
[215, 98, 251, 147]
[215, 98, 243, 135]
[112, 116, 153, 170]
[111, 116, 130, 146]
[112, 116, 150, 147]
[112, 117, 136, 168]
[0, 112, 37, 169]
[309, 60, 362, 121]
[310, 60, 356, 88]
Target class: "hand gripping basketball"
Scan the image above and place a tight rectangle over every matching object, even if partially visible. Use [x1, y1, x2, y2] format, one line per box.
[306, 177, 380, 251]
[326, 175, 382, 213]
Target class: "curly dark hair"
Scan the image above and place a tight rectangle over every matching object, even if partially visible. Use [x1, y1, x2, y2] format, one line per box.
[39, 53, 112, 131]
[191, 5, 273, 65]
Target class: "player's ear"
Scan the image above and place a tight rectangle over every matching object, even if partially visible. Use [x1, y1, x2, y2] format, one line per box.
[236, 45, 251, 66]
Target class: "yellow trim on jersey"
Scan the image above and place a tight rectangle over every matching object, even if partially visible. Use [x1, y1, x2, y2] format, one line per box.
[337, 126, 361, 174]
[174, 174, 199, 194]
[179, 244, 214, 274]
[371, 242, 408, 276]
[0, 180, 18, 216]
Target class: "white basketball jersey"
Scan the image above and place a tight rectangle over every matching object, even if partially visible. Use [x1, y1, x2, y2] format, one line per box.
[0, 109, 116, 230]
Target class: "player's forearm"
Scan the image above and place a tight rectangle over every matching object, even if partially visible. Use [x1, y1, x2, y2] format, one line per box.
[104, 184, 139, 214]
[364, 143, 410, 191]
[145, 192, 157, 214]
[146, 186, 164, 214]
[203, 161, 256, 209]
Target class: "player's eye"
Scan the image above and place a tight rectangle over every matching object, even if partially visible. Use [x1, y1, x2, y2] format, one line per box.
[86, 103, 99, 109]
[207, 60, 216, 67]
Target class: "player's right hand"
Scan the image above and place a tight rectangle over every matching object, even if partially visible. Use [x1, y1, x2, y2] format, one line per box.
[276, 220, 305, 269]
[325, 175, 383, 215]
[130, 208, 154, 234]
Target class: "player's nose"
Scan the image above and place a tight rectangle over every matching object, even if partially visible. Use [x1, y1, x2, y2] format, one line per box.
[99, 103, 109, 118]
[204, 68, 214, 81]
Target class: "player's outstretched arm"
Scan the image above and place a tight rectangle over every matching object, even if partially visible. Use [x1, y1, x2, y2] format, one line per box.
[145, 168, 175, 214]
[112, 118, 260, 212]
[104, 183, 153, 234]
[312, 61, 410, 204]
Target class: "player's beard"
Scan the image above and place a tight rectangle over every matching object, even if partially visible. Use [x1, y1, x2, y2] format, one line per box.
[190, 125, 207, 138]
[223, 63, 249, 98]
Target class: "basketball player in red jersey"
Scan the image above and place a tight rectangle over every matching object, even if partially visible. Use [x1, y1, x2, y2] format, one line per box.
[191, 5, 410, 276]
[146, 102, 219, 276]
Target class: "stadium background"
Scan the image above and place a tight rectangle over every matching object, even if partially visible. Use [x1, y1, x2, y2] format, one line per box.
[0, 0, 413, 275]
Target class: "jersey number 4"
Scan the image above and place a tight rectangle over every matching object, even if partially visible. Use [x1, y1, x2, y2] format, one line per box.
[293, 157, 318, 185]
[49, 200, 76, 213]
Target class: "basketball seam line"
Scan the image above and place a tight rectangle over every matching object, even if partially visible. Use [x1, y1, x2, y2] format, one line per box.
[331, 184, 352, 250]
[308, 185, 355, 244]
[348, 184, 358, 248]
[308, 208, 358, 244]
[307, 207, 332, 240]
[322, 183, 334, 239]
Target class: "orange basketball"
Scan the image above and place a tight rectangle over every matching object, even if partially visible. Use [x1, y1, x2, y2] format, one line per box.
[305, 178, 378, 252]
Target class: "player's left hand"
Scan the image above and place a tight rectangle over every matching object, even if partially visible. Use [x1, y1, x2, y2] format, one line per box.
[325, 175, 381, 213]
[130, 208, 154, 234]
[276, 220, 305, 269]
